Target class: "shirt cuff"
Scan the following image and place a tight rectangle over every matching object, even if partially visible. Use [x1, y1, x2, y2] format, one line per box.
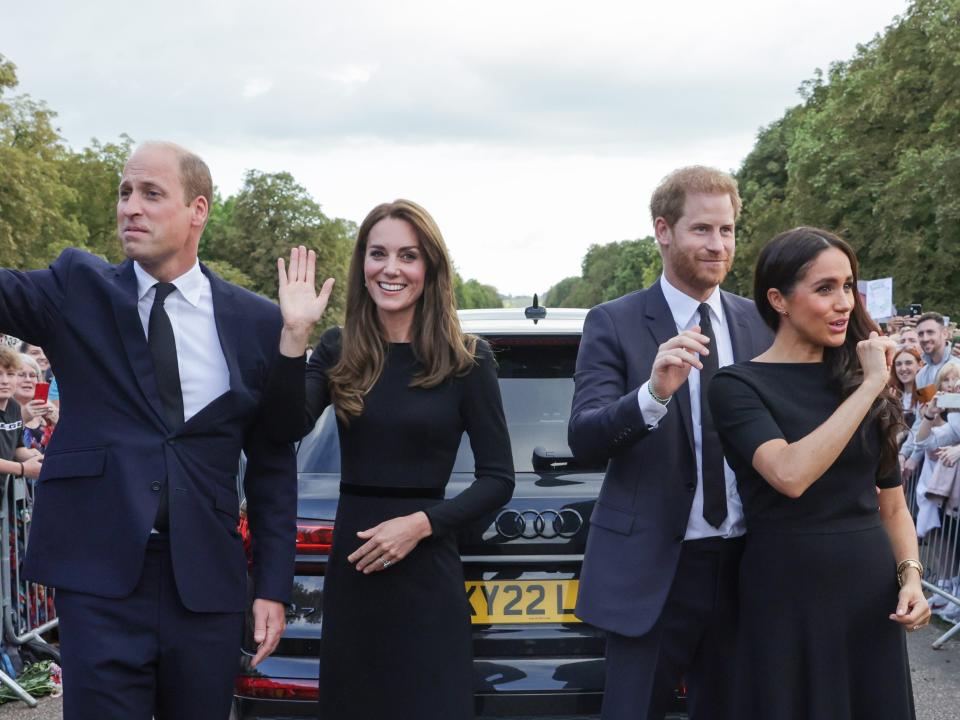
[637, 381, 669, 428]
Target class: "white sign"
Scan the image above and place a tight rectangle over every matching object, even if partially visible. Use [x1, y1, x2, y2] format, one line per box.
[857, 277, 894, 321]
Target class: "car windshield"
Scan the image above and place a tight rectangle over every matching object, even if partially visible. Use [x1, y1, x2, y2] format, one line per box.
[296, 334, 594, 473]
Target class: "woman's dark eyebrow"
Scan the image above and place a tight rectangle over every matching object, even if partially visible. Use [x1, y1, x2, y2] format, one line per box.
[809, 275, 854, 285]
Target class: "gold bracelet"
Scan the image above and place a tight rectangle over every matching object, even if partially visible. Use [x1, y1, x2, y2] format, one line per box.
[896, 559, 924, 587]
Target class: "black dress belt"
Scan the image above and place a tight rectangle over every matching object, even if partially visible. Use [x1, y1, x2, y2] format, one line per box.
[339, 482, 444, 500]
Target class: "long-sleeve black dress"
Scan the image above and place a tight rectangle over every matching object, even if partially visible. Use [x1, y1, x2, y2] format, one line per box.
[709, 361, 914, 720]
[275, 328, 514, 719]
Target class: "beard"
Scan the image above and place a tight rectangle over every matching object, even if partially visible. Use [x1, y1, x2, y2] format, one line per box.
[667, 244, 733, 293]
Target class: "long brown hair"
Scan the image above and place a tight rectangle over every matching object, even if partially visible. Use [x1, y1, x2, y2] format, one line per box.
[328, 199, 477, 423]
[753, 227, 905, 476]
[888, 347, 923, 409]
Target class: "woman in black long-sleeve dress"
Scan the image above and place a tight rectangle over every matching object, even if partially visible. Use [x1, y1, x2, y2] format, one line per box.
[708, 228, 929, 720]
[272, 200, 515, 719]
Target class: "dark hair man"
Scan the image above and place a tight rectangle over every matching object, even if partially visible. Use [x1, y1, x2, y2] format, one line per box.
[914, 312, 957, 386]
[569, 166, 772, 720]
[0, 141, 296, 719]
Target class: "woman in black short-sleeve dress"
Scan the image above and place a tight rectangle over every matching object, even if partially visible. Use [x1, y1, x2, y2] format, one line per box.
[270, 200, 514, 719]
[708, 228, 929, 720]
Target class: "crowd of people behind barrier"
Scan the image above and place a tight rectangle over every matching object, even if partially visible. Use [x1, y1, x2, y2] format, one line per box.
[887, 311, 960, 621]
[0, 336, 60, 638]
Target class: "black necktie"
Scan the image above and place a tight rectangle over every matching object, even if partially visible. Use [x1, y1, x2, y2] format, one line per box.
[148, 282, 183, 531]
[698, 303, 727, 528]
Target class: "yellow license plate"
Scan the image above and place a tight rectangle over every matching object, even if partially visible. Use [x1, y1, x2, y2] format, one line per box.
[465, 579, 581, 624]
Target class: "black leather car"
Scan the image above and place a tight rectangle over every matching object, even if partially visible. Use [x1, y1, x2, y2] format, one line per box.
[232, 306, 686, 719]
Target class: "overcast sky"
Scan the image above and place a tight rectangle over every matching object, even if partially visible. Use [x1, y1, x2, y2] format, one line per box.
[2, 0, 910, 295]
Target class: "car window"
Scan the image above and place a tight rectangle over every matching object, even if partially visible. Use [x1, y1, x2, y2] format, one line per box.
[297, 334, 589, 474]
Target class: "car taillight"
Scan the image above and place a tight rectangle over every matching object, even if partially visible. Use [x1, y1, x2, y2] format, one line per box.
[234, 676, 318, 700]
[237, 508, 333, 557]
[297, 522, 334, 554]
[238, 510, 252, 563]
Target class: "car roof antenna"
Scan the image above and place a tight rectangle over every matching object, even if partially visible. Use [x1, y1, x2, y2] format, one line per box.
[525, 294, 547, 324]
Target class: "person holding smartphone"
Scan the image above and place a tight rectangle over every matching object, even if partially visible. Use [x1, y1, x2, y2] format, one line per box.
[914, 366, 960, 466]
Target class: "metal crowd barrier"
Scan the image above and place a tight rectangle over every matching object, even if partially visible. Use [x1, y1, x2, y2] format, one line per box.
[903, 465, 960, 649]
[0, 472, 59, 707]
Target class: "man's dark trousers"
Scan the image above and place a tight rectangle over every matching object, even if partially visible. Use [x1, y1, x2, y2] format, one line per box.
[56, 535, 242, 719]
[604, 537, 743, 718]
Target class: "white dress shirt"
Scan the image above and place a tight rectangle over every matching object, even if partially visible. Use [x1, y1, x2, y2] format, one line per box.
[636, 275, 746, 540]
[134, 261, 230, 422]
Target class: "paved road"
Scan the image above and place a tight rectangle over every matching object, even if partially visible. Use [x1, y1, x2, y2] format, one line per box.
[1, 622, 957, 719]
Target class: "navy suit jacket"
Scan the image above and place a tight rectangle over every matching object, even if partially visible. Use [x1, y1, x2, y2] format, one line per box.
[569, 281, 771, 637]
[0, 249, 296, 613]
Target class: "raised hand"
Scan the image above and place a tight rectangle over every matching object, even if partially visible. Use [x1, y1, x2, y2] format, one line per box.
[278, 246, 335, 330]
[857, 331, 896, 394]
[648, 328, 711, 400]
[277, 246, 335, 356]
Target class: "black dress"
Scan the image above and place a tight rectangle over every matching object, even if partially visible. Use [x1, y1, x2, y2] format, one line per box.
[708, 361, 915, 720]
[282, 328, 514, 720]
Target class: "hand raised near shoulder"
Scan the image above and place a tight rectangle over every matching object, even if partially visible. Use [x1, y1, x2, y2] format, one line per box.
[648, 328, 710, 400]
[277, 245, 335, 356]
[857, 331, 896, 395]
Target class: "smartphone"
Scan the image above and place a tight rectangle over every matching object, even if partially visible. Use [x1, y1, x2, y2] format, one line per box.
[909, 303, 923, 317]
[33, 382, 50, 402]
[938, 392, 960, 409]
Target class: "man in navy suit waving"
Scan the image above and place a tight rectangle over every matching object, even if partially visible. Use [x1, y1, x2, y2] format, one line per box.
[569, 167, 771, 719]
[0, 142, 296, 719]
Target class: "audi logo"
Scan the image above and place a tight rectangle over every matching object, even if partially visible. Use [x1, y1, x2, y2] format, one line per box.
[495, 508, 584, 539]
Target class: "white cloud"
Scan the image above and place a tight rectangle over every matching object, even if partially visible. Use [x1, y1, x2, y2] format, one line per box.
[241, 77, 273, 100]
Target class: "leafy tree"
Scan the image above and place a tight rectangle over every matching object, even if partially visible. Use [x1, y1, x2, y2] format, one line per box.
[0, 55, 84, 268]
[733, 0, 960, 315]
[59, 135, 134, 262]
[543, 276, 582, 307]
[203, 170, 355, 325]
[456, 277, 503, 309]
[542, 237, 661, 308]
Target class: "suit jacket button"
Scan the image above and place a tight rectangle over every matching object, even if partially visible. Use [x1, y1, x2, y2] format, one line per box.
[686, 482, 695, 491]
[151, 481, 162, 491]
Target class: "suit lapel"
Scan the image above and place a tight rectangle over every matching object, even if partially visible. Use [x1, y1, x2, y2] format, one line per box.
[109, 260, 169, 430]
[721, 291, 755, 362]
[645, 282, 695, 457]
[203, 264, 243, 395]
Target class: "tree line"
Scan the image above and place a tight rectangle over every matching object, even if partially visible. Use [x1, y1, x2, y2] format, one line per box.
[0, 55, 501, 328]
[545, 0, 960, 315]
